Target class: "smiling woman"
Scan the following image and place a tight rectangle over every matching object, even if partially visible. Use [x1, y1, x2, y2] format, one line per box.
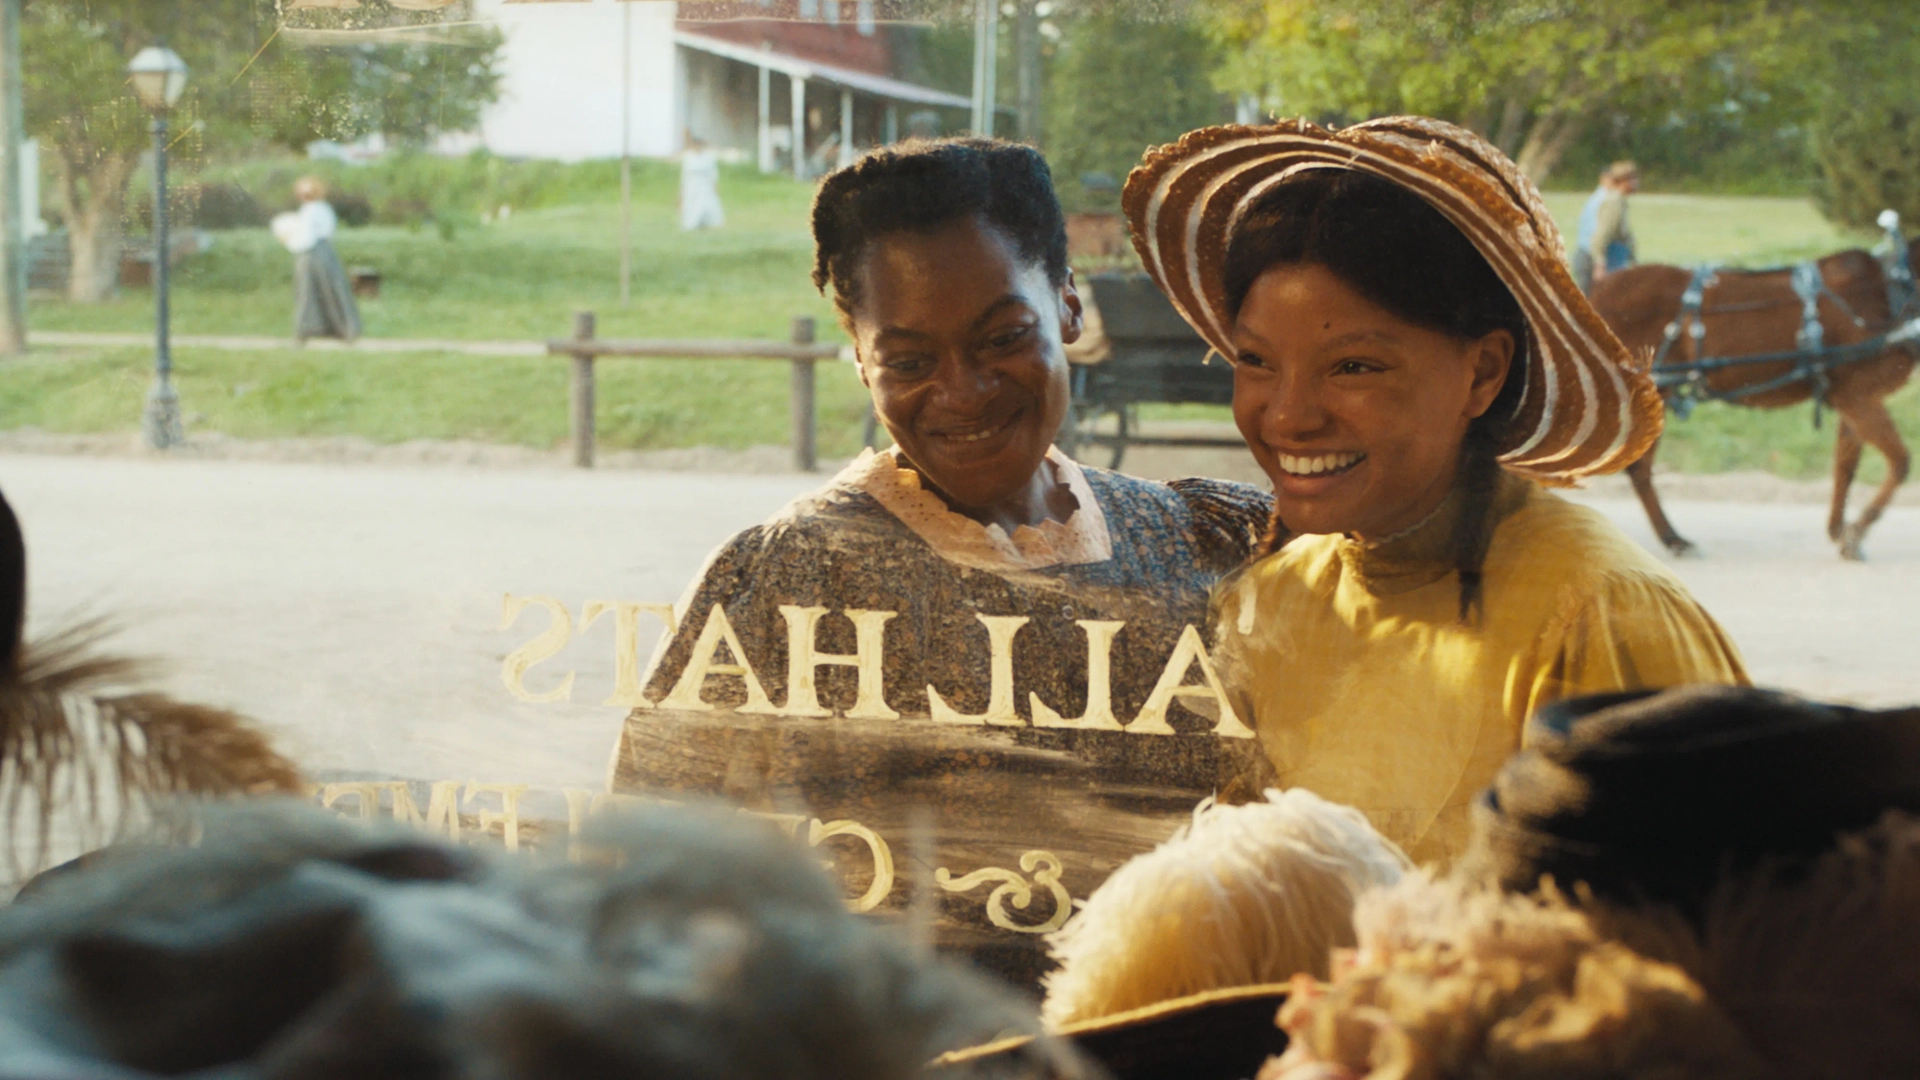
[1124, 118, 1751, 867]
[608, 139, 1277, 987]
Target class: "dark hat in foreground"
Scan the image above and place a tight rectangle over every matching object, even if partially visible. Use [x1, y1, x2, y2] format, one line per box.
[1122, 116, 1663, 485]
[936, 984, 1290, 1080]
[1471, 684, 1920, 909]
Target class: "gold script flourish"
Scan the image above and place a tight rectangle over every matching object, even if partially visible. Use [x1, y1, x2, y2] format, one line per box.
[935, 850, 1072, 934]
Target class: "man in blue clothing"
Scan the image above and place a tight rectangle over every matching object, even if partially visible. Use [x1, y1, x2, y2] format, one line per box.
[1573, 161, 1639, 293]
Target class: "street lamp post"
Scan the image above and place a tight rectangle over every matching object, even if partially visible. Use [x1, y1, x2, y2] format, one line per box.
[127, 45, 187, 450]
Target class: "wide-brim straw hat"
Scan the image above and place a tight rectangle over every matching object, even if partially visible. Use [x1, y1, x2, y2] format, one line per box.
[1122, 116, 1663, 484]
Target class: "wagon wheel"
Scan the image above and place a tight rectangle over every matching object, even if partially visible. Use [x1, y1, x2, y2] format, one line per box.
[1105, 406, 1133, 471]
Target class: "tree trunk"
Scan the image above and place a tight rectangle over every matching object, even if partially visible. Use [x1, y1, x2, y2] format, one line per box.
[1491, 96, 1529, 158]
[59, 150, 136, 303]
[1013, 0, 1041, 143]
[1513, 110, 1588, 186]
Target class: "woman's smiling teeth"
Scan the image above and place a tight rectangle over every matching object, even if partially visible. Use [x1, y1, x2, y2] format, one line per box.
[1279, 451, 1366, 477]
[942, 415, 1015, 443]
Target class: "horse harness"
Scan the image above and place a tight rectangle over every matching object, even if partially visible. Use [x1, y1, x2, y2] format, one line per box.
[1649, 215, 1920, 426]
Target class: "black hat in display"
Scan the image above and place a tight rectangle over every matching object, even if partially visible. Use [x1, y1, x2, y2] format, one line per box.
[1472, 684, 1920, 911]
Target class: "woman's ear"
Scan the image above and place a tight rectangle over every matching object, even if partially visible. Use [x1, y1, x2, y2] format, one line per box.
[1058, 269, 1085, 346]
[1465, 328, 1516, 419]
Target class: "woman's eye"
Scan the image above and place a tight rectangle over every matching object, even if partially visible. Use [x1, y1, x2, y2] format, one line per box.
[882, 355, 935, 376]
[1333, 358, 1378, 376]
[1235, 351, 1268, 370]
[986, 325, 1033, 351]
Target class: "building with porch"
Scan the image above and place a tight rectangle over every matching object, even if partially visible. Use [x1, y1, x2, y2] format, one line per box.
[467, 0, 972, 175]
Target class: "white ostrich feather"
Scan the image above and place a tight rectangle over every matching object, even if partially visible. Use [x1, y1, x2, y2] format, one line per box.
[1040, 788, 1409, 1028]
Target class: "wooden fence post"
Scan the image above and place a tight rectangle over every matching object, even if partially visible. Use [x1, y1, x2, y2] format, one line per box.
[790, 315, 817, 472]
[571, 311, 596, 469]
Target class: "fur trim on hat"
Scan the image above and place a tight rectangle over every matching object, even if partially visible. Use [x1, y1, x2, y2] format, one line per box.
[1582, 810, 1920, 1080]
[1041, 789, 1409, 1028]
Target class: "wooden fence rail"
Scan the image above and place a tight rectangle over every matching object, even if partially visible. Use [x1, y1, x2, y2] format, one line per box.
[545, 311, 850, 471]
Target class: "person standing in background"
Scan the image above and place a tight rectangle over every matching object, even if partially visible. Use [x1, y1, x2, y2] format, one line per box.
[679, 135, 725, 231]
[1572, 160, 1639, 293]
[271, 177, 361, 344]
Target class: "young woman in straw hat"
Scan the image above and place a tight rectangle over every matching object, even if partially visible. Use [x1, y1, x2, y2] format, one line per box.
[1123, 117, 1748, 866]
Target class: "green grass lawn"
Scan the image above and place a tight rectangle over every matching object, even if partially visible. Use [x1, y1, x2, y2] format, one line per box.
[8, 169, 1916, 476]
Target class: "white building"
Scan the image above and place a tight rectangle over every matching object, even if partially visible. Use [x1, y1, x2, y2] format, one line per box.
[465, 0, 971, 173]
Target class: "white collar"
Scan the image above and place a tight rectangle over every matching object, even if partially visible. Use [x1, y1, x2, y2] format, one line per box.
[836, 446, 1113, 573]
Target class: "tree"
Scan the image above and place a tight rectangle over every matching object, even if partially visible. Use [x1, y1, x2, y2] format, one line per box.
[22, 0, 501, 301]
[1045, 10, 1228, 208]
[247, 34, 504, 154]
[1807, 7, 1920, 228]
[1206, 0, 1813, 184]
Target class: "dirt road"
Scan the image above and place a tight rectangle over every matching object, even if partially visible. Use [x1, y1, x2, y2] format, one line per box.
[4, 451, 1915, 795]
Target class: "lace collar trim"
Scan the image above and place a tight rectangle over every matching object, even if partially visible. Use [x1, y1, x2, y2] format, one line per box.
[837, 447, 1113, 572]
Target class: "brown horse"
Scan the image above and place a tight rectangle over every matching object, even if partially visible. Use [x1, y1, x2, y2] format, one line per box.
[1589, 241, 1917, 560]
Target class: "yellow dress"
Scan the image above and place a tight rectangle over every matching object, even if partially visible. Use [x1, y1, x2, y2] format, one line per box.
[1213, 473, 1748, 866]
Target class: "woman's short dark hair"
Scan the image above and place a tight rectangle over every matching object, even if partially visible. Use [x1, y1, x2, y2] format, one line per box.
[1224, 169, 1528, 620]
[810, 138, 1069, 326]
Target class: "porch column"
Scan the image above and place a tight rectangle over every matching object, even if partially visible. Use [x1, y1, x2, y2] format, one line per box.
[757, 65, 773, 173]
[791, 74, 807, 180]
[837, 88, 854, 169]
[884, 102, 898, 145]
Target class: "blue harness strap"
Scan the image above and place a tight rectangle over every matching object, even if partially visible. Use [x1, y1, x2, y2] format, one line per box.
[1653, 214, 1917, 428]
[1653, 265, 1717, 419]
[1789, 263, 1830, 428]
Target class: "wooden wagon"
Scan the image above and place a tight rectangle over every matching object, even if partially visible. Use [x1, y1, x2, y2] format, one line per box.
[1060, 272, 1243, 469]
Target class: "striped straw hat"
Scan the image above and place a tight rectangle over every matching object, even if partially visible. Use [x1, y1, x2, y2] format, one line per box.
[1122, 116, 1662, 484]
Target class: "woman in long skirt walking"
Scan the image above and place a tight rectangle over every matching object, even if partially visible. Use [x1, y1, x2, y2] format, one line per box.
[272, 177, 361, 344]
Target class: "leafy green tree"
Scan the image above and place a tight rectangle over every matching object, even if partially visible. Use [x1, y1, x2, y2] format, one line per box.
[1045, 11, 1228, 209]
[1206, 0, 1813, 184]
[23, 0, 501, 301]
[248, 35, 504, 154]
[1808, 7, 1920, 228]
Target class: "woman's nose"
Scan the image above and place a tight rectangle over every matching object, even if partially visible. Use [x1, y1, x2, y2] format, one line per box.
[932, 355, 998, 411]
[1261, 369, 1329, 441]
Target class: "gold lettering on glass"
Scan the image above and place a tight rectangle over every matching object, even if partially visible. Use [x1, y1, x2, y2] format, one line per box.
[320, 781, 385, 820]
[808, 818, 896, 913]
[928, 614, 1029, 726]
[1126, 624, 1253, 737]
[582, 600, 677, 708]
[499, 593, 575, 703]
[661, 604, 778, 713]
[775, 605, 899, 719]
[464, 782, 531, 852]
[391, 780, 464, 841]
[1030, 619, 1125, 730]
[935, 850, 1073, 933]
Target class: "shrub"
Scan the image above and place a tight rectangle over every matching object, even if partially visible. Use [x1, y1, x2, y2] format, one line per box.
[1810, 15, 1920, 229]
[1044, 13, 1230, 212]
[193, 183, 269, 229]
[329, 192, 373, 228]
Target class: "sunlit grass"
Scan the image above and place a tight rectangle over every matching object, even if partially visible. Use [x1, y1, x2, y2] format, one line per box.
[13, 177, 1915, 477]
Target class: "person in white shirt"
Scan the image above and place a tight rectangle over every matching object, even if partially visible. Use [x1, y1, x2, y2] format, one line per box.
[271, 176, 361, 343]
[679, 136, 725, 231]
